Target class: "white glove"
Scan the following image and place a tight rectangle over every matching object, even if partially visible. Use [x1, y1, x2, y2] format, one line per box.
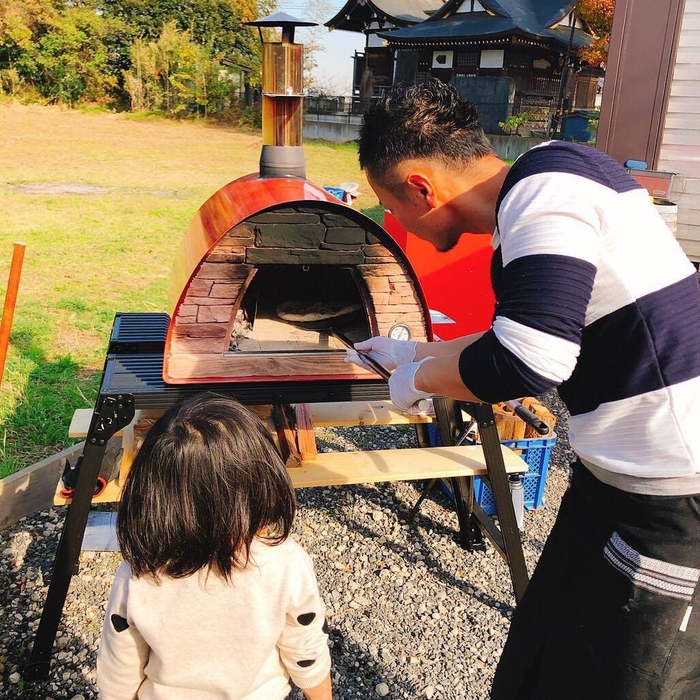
[344, 336, 417, 372]
[388, 357, 435, 415]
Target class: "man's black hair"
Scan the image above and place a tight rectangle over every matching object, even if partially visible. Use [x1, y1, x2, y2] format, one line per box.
[117, 392, 296, 581]
[358, 78, 493, 184]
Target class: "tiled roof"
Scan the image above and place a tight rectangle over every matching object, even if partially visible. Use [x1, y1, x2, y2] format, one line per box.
[381, 0, 591, 50]
[326, 0, 443, 32]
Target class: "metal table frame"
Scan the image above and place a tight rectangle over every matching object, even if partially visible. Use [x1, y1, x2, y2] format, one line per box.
[24, 312, 528, 680]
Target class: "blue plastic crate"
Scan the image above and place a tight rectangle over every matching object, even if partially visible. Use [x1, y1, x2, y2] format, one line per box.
[472, 437, 556, 515]
[428, 425, 556, 515]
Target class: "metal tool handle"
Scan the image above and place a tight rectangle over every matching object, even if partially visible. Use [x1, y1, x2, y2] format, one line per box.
[329, 328, 391, 380]
[505, 399, 550, 435]
[330, 328, 430, 413]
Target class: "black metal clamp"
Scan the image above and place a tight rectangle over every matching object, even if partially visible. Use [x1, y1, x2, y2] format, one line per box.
[25, 394, 135, 681]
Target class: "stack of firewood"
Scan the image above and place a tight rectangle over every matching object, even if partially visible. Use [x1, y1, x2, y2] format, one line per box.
[490, 398, 557, 440]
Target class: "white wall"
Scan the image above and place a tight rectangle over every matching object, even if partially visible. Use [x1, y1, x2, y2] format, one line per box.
[659, 0, 700, 261]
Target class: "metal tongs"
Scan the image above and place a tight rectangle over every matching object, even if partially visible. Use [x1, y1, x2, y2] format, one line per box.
[329, 328, 431, 413]
[329, 328, 392, 380]
[330, 329, 550, 434]
[504, 400, 550, 436]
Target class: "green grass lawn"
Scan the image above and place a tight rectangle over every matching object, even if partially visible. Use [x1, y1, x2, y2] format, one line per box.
[0, 103, 381, 477]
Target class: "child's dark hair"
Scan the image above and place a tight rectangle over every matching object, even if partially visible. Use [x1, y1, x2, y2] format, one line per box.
[117, 392, 296, 581]
[358, 78, 493, 186]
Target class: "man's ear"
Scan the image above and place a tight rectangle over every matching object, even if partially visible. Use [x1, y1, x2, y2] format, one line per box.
[406, 173, 437, 208]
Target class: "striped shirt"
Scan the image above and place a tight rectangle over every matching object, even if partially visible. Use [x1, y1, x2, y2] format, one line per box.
[459, 141, 700, 495]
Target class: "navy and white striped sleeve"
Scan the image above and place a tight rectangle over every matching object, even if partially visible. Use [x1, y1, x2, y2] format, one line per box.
[459, 170, 603, 403]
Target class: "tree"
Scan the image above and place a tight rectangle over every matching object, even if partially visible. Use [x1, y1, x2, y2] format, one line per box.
[0, 1, 128, 104]
[0, 0, 59, 92]
[0, 0, 276, 112]
[498, 112, 533, 136]
[577, 0, 616, 68]
[96, 0, 271, 72]
[124, 21, 224, 116]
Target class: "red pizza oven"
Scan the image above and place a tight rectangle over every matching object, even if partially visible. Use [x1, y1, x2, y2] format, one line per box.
[162, 13, 432, 386]
[164, 178, 432, 384]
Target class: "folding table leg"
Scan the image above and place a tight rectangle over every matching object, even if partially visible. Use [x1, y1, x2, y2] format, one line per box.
[470, 402, 529, 603]
[432, 398, 486, 551]
[448, 475, 486, 551]
[25, 394, 134, 681]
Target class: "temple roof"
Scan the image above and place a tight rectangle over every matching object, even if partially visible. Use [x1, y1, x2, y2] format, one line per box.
[380, 0, 591, 50]
[325, 0, 443, 33]
[247, 12, 317, 28]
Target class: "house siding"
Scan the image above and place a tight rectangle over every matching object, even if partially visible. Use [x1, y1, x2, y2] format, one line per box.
[659, 0, 700, 262]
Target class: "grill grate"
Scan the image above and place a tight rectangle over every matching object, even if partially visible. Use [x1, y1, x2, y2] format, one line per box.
[108, 312, 170, 355]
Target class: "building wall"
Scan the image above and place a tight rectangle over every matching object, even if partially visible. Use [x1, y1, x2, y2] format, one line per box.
[393, 46, 598, 137]
[658, 0, 700, 262]
[451, 76, 515, 134]
[302, 115, 544, 161]
[303, 115, 362, 143]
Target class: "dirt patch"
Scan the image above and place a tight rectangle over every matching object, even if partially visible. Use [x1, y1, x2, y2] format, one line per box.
[11, 182, 111, 195]
[8, 182, 186, 197]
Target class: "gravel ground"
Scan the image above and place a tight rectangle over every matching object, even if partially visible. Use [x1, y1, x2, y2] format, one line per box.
[0, 392, 574, 700]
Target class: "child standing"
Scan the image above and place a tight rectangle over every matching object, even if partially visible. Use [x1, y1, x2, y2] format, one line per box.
[97, 393, 332, 700]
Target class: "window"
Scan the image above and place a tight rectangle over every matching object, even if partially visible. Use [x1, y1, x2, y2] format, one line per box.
[456, 51, 479, 68]
[432, 51, 454, 69]
[507, 51, 531, 70]
[480, 49, 504, 69]
[454, 50, 479, 75]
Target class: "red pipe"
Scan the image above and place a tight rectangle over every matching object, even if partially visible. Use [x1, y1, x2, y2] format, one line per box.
[0, 242, 26, 386]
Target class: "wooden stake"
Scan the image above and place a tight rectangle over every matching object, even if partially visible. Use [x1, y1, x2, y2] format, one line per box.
[0, 242, 26, 386]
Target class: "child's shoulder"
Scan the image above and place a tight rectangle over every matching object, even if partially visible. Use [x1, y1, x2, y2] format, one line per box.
[115, 558, 133, 581]
[251, 535, 314, 568]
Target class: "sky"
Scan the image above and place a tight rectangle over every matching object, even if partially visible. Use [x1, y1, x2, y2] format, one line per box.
[274, 1, 366, 94]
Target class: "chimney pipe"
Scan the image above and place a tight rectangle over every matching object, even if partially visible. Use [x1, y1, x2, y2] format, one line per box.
[246, 13, 318, 179]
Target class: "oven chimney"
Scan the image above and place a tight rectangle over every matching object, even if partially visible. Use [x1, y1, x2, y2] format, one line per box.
[245, 12, 317, 179]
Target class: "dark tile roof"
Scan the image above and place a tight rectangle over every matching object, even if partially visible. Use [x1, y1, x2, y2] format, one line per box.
[326, 0, 443, 32]
[430, 0, 574, 27]
[381, 0, 591, 50]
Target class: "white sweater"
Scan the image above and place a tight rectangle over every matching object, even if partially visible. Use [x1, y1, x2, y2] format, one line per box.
[97, 537, 331, 700]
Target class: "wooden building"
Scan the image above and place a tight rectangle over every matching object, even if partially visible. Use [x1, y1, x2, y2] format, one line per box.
[326, 0, 444, 100]
[597, 0, 700, 265]
[657, 0, 700, 263]
[326, 1, 602, 135]
[380, 0, 600, 134]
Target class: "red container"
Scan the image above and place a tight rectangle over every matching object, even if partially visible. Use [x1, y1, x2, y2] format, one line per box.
[383, 212, 496, 340]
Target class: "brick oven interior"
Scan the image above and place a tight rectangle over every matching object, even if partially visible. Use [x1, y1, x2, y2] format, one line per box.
[230, 264, 371, 353]
[164, 197, 429, 383]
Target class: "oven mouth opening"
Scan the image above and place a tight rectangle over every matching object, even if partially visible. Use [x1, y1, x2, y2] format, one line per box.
[228, 265, 371, 354]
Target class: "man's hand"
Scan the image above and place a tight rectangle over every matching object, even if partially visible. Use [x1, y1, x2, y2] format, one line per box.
[344, 336, 417, 372]
[388, 358, 435, 414]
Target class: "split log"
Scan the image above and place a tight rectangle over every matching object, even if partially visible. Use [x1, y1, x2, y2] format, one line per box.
[492, 403, 526, 440]
[271, 404, 302, 468]
[294, 404, 318, 461]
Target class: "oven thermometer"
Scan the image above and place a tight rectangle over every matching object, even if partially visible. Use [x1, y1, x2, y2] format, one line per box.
[388, 324, 411, 341]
